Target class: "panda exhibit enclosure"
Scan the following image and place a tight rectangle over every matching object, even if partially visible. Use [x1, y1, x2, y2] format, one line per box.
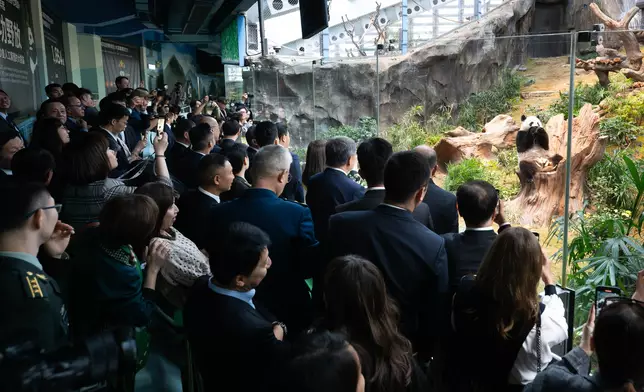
[248, 0, 644, 229]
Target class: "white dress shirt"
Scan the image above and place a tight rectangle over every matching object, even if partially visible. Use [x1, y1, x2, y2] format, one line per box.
[198, 187, 220, 203]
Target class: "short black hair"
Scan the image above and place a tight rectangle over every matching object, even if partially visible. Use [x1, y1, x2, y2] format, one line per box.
[325, 136, 357, 168]
[0, 182, 50, 233]
[174, 118, 195, 141]
[38, 98, 64, 118]
[224, 143, 248, 175]
[456, 180, 498, 226]
[45, 83, 61, 96]
[11, 148, 55, 184]
[222, 120, 242, 137]
[76, 88, 92, 99]
[209, 222, 271, 286]
[198, 153, 230, 187]
[277, 122, 288, 139]
[62, 82, 79, 94]
[115, 76, 129, 85]
[189, 123, 214, 151]
[384, 151, 430, 203]
[245, 125, 256, 146]
[99, 91, 127, 111]
[0, 129, 21, 149]
[99, 103, 130, 126]
[254, 121, 278, 147]
[357, 138, 392, 186]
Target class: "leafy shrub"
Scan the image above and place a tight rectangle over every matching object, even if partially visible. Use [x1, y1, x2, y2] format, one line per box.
[588, 151, 638, 211]
[457, 69, 525, 131]
[386, 106, 448, 151]
[497, 148, 519, 170]
[611, 93, 644, 126]
[599, 117, 641, 148]
[425, 134, 443, 147]
[444, 157, 519, 199]
[324, 117, 377, 142]
[547, 82, 609, 119]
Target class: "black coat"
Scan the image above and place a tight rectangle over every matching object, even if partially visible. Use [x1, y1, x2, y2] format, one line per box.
[220, 175, 251, 202]
[172, 150, 205, 190]
[280, 152, 304, 202]
[328, 205, 448, 357]
[336, 188, 435, 231]
[423, 179, 459, 235]
[167, 142, 190, 175]
[184, 277, 290, 392]
[65, 118, 86, 142]
[174, 189, 219, 249]
[219, 138, 237, 152]
[94, 128, 130, 179]
[305, 168, 364, 243]
[0, 114, 20, 135]
[207, 188, 319, 334]
[442, 229, 498, 292]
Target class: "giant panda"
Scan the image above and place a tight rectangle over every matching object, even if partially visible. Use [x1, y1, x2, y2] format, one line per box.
[516, 114, 549, 153]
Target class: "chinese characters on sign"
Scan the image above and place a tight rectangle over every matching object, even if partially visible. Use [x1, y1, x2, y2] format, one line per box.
[42, 7, 66, 84]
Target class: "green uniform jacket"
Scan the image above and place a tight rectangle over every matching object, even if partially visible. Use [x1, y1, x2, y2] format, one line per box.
[0, 253, 68, 351]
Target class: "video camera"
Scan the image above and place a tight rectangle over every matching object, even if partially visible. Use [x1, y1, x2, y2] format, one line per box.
[0, 329, 137, 392]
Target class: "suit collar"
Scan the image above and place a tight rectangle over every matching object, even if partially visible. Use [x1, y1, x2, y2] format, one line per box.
[244, 188, 278, 199]
[236, 176, 251, 187]
[375, 204, 414, 219]
[364, 189, 386, 199]
[325, 167, 347, 176]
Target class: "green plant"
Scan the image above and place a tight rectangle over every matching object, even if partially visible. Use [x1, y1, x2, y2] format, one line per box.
[547, 82, 609, 119]
[324, 117, 377, 142]
[444, 157, 519, 199]
[611, 93, 644, 126]
[386, 106, 432, 151]
[588, 151, 639, 210]
[548, 155, 644, 329]
[599, 116, 641, 148]
[497, 148, 519, 171]
[457, 69, 525, 131]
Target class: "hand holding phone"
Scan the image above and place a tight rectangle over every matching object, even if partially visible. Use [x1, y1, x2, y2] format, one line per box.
[595, 286, 622, 316]
[156, 118, 166, 134]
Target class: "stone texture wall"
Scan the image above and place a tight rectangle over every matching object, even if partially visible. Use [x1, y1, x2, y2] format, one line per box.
[245, 0, 536, 147]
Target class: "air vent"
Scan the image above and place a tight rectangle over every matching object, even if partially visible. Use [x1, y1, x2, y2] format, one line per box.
[288, 0, 298, 5]
[266, 0, 300, 16]
[272, 0, 283, 10]
[247, 23, 259, 51]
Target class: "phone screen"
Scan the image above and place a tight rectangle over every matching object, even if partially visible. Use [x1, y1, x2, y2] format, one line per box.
[596, 286, 621, 316]
[156, 118, 166, 134]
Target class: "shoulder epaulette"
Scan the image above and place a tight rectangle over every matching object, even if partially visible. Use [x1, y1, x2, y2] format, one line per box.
[22, 271, 47, 299]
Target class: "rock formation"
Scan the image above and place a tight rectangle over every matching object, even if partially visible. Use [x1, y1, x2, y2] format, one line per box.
[246, 0, 535, 147]
[506, 104, 607, 226]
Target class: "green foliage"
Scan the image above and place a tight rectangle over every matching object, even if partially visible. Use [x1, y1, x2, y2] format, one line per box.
[599, 117, 640, 148]
[548, 155, 644, 329]
[444, 157, 519, 199]
[588, 151, 639, 211]
[457, 70, 525, 131]
[324, 117, 378, 143]
[386, 106, 450, 151]
[607, 73, 633, 95]
[611, 93, 644, 126]
[497, 148, 519, 171]
[546, 82, 609, 120]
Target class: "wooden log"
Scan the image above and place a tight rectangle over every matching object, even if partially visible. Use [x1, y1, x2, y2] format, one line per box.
[506, 104, 607, 226]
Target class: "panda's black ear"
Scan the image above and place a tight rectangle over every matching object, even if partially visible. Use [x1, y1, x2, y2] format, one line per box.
[521, 114, 527, 122]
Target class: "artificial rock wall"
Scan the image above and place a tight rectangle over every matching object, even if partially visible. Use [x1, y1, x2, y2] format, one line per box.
[246, 0, 536, 147]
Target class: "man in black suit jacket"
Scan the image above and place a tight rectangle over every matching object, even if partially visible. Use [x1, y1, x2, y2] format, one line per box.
[219, 119, 241, 153]
[184, 222, 289, 392]
[0, 90, 22, 138]
[62, 95, 88, 141]
[328, 151, 448, 359]
[245, 125, 259, 166]
[336, 137, 434, 230]
[414, 145, 459, 234]
[172, 123, 217, 189]
[276, 123, 305, 202]
[306, 136, 364, 243]
[442, 180, 510, 292]
[175, 154, 234, 248]
[166, 118, 195, 174]
[221, 143, 251, 202]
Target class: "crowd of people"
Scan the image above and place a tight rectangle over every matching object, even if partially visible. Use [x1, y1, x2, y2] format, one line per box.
[0, 77, 644, 392]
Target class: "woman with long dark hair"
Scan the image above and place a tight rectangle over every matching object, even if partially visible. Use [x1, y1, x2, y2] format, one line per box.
[449, 227, 567, 391]
[321, 255, 427, 392]
[30, 117, 70, 157]
[302, 139, 326, 187]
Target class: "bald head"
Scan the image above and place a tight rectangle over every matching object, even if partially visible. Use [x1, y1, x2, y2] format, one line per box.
[200, 116, 220, 140]
[413, 145, 437, 177]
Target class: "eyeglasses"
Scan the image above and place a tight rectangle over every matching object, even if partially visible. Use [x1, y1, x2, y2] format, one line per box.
[24, 204, 62, 219]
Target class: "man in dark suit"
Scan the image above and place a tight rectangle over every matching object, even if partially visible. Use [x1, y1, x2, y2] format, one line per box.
[221, 143, 251, 202]
[336, 137, 434, 230]
[245, 124, 259, 165]
[0, 90, 22, 137]
[62, 95, 88, 140]
[175, 153, 234, 248]
[414, 145, 459, 234]
[442, 180, 510, 292]
[277, 123, 304, 202]
[219, 119, 241, 152]
[199, 115, 222, 154]
[166, 118, 195, 174]
[328, 150, 448, 358]
[207, 145, 319, 335]
[306, 136, 364, 244]
[95, 104, 146, 178]
[0, 130, 23, 178]
[172, 123, 217, 189]
[77, 88, 100, 129]
[184, 222, 289, 392]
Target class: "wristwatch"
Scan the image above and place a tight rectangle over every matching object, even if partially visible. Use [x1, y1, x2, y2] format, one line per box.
[272, 321, 288, 336]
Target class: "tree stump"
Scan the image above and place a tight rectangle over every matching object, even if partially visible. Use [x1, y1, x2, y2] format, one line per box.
[434, 115, 519, 171]
[506, 104, 607, 227]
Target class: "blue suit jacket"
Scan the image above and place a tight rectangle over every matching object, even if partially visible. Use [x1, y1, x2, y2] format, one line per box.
[305, 168, 364, 243]
[423, 179, 459, 235]
[208, 188, 319, 334]
[280, 152, 304, 202]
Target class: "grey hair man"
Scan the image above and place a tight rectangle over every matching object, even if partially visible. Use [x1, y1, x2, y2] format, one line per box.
[413, 145, 459, 234]
[207, 143, 319, 336]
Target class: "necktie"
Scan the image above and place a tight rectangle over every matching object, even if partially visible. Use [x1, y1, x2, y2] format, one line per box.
[116, 134, 131, 158]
